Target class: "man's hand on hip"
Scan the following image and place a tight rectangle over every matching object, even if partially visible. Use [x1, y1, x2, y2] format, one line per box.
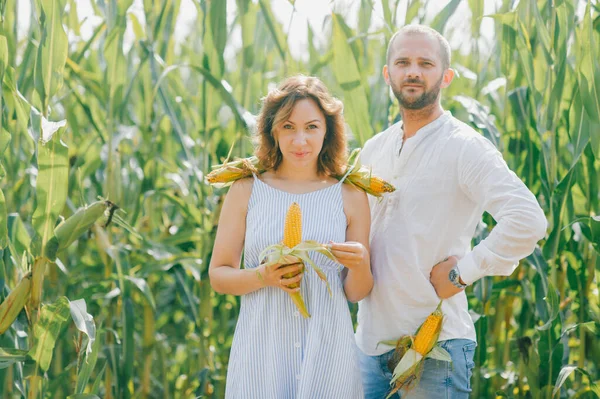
[430, 256, 464, 299]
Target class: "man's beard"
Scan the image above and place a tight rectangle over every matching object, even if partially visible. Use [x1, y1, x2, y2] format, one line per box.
[392, 75, 443, 110]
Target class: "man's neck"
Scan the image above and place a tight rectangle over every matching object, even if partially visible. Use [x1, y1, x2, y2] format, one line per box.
[399, 103, 445, 139]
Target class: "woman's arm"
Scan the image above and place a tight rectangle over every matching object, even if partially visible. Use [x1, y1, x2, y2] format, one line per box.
[208, 178, 304, 296]
[330, 184, 373, 303]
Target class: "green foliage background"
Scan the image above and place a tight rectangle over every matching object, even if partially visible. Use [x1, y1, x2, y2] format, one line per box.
[0, 0, 599, 398]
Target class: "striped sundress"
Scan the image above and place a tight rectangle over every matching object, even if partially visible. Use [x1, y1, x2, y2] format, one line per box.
[224, 176, 363, 399]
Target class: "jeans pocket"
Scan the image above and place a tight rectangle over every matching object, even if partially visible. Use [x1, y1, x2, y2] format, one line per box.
[463, 342, 477, 390]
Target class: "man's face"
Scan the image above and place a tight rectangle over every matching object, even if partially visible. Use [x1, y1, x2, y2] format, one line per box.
[384, 33, 450, 110]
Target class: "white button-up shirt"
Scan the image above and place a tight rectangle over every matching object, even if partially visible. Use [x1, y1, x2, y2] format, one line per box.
[356, 111, 547, 356]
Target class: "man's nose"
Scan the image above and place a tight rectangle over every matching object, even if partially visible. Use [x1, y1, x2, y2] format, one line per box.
[406, 64, 422, 79]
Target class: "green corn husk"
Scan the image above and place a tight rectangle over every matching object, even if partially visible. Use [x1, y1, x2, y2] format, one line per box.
[44, 200, 116, 261]
[258, 240, 338, 316]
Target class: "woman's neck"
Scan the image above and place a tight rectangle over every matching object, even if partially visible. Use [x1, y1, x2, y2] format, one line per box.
[272, 163, 322, 181]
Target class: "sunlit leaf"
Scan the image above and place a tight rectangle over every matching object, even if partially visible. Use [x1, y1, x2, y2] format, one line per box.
[28, 296, 71, 372]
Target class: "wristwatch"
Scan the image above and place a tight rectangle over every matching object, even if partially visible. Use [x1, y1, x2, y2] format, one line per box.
[448, 266, 467, 289]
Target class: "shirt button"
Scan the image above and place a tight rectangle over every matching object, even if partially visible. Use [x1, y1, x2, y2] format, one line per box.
[295, 342, 300, 348]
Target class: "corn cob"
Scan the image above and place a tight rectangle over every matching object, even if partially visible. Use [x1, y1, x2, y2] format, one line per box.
[0, 273, 32, 334]
[283, 202, 302, 249]
[206, 156, 265, 185]
[384, 301, 447, 398]
[368, 176, 396, 195]
[412, 306, 444, 355]
[206, 150, 396, 197]
[52, 200, 112, 253]
[281, 203, 309, 318]
[259, 208, 336, 315]
[206, 166, 247, 184]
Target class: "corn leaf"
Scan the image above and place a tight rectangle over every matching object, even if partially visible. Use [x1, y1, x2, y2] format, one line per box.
[34, 0, 68, 113]
[28, 296, 71, 372]
[0, 348, 28, 369]
[69, 299, 96, 357]
[207, 0, 227, 77]
[31, 117, 68, 259]
[430, 0, 461, 33]
[258, 0, 288, 62]
[7, 214, 31, 268]
[0, 189, 6, 249]
[331, 13, 373, 146]
[537, 281, 560, 331]
[576, 2, 600, 123]
[553, 366, 600, 397]
[126, 276, 156, 311]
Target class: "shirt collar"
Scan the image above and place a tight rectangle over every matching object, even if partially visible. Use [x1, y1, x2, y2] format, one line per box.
[397, 111, 452, 150]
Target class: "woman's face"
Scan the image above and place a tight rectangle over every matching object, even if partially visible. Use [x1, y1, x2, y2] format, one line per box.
[275, 98, 326, 171]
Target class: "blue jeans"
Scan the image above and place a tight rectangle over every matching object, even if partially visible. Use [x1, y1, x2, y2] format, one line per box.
[358, 339, 476, 399]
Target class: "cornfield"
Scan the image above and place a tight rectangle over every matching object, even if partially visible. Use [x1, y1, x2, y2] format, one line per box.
[0, 0, 599, 398]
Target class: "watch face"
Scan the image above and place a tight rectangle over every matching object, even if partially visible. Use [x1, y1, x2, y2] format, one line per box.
[448, 268, 458, 282]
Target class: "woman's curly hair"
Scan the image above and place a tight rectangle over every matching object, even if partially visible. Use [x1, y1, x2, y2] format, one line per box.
[254, 75, 347, 177]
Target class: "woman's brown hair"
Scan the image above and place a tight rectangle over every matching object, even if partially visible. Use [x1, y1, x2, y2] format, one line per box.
[254, 75, 347, 176]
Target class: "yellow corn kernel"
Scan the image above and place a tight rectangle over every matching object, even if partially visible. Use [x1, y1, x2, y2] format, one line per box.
[283, 202, 302, 248]
[369, 176, 395, 194]
[413, 309, 443, 355]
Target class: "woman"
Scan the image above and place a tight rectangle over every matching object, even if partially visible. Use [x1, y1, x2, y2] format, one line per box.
[209, 75, 372, 398]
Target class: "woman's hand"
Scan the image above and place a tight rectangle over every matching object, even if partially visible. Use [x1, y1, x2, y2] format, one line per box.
[256, 258, 304, 294]
[329, 241, 369, 270]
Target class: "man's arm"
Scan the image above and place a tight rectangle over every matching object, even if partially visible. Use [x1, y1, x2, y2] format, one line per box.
[455, 135, 547, 285]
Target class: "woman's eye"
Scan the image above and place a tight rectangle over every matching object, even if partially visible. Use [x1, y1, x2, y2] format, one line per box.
[308, 124, 318, 130]
[283, 124, 293, 130]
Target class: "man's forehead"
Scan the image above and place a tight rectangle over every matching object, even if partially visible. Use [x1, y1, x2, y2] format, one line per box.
[390, 33, 442, 60]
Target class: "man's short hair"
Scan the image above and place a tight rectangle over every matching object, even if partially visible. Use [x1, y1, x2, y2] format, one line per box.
[386, 25, 451, 70]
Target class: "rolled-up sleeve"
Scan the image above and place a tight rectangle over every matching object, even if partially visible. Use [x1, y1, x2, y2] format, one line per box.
[457, 135, 548, 285]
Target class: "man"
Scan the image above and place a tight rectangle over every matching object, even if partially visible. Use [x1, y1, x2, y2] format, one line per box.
[356, 25, 547, 398]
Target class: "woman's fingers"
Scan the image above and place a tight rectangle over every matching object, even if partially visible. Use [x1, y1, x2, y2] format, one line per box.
[276, 263, 303, 276]
[280, 272, 303, 287]
[280, 285, 301, 294]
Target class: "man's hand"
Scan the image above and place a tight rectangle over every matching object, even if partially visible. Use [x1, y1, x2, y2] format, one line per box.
[430, 256, 464, 299]
[329, 241, 368, 270]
